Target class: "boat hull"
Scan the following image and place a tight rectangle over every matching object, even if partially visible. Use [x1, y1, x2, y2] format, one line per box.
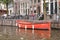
[16, 20, 51, 30]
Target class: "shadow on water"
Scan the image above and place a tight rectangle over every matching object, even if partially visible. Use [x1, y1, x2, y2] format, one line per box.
[0, 26, 51, 40]
[18, 28, 49, 30]
[51, 28, 60, 30]
[51, 29, 60, 40]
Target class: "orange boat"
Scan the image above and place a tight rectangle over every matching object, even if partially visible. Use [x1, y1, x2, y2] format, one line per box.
[16, 20, 51, 30]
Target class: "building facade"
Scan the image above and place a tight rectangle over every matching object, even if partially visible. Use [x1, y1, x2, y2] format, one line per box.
[20, 0, 30, 16]
[0, 3, 7, 16]
[0, 3, 6, 10]
[13, 0, 20, 16]
[0, 2, 14, 16]
[13, 0, 60, 19]
[30, 0, 60, 18]
[14, 0, 31, 16]
[8, 3, 14, 16]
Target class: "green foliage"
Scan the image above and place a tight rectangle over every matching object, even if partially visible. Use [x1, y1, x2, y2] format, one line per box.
[0, 0, 13, 4]
[0, 0, 13, 14]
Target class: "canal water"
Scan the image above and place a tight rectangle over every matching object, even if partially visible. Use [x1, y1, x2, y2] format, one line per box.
[0, 26, 60, 40]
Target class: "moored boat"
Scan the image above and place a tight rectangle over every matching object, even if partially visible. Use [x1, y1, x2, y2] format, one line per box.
[16, 20, 51, 30]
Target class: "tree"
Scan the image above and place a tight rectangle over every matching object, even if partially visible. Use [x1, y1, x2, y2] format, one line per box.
[43, 0, 47, 20]
[0, 0, 13, 15]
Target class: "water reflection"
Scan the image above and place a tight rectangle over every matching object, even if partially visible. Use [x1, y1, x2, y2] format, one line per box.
[16, 28, 51, 40]
[0, 26, 51, 40]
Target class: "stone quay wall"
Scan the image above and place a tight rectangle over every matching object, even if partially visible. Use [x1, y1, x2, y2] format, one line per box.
[0, 19, 17, 26]
[0, 19, 60, 29]
[51, 20, 60, 29]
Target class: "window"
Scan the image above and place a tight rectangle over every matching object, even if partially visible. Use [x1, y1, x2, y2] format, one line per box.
[24, 9, 26, 13]
[21, 3, 22, 8]
[51, 0, 53, 2]
[55, 0, 57, 2]
[25, 3, 27, 8]
[55, 2, 57, 14]
[59, 4, 60, 13]
[50, 2, 53, 14]
[38, 0, 40, 3]
[59, 8, 60, 13]
[30, 0, 32, 3]
[23, 3, 24, 8]
[37, 6, 40, 14]
[34, 0, 36, 3]
[10, 10, 12, 14]
[34, 10, 36, 13]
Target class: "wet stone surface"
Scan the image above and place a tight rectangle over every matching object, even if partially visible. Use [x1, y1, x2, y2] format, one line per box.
[0, 26, 60, 40]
